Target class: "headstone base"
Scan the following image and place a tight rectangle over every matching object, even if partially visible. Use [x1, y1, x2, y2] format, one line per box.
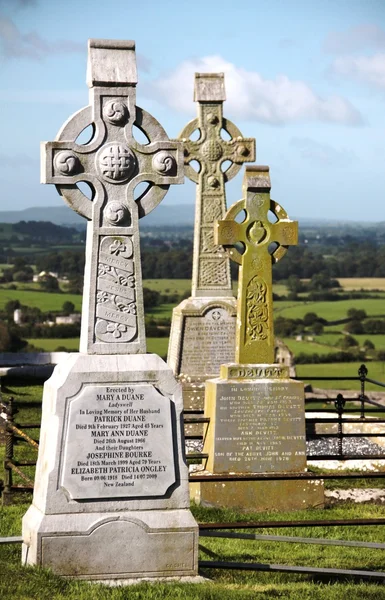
[23, 505, 197, 579]
[197, 363, 324, 511]
[190, 479, 324, 512]
[22, 353, 198, 581]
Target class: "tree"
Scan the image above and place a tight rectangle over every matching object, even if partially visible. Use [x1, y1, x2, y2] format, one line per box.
[347, 308, 367, 321]
[363, 339, 375, 350]
[62, 301, 75, 315]
[311, 321, 324, 335]
[303, 312, 319, 327]
[41, 275, 60, 292]
[0, 322, 27, 352]
[339, 335, 359, 350]
[344, 320, 364, 334]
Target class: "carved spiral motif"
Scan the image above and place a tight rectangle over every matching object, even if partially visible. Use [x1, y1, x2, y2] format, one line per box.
[54, 151, 79, 175]
[220, 225, 234, 241]
[152, 151, 176, 175]
[104, 201, 128, 225]
[97, 143, 136, 183]
[103, 100, 128, 125]
[202, 140, 223, 161]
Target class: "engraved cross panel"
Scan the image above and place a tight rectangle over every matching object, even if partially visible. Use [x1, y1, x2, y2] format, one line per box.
[177, 73, 255, 297]
[216, 166, 298, 364]
[41, 39, 183, 354]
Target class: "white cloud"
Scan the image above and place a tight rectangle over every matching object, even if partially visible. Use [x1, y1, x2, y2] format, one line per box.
[324, 24, 385, 54]
[0, 14, 83, 60]
[332, 53, 385, 89]
[150, 55, 362, 125]
[290, 137, 357, 167]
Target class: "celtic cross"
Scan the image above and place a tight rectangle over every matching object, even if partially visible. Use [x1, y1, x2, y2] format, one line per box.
[216, 166, 298, 364]
[178, 73, 255, 297]
[41, 39, 183, 354]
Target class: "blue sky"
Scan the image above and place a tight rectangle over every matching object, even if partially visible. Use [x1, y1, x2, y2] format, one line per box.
[1, 0, 385, 222]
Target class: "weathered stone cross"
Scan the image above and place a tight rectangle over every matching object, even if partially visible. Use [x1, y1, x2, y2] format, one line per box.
[216, 166, 298, 364]
[41, 40, 183, 354]
[178, 73, 255, 297]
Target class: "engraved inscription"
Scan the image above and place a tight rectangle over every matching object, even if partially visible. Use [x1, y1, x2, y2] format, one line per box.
[180, 309, 236, 376]
[95, 235, 137, 343]
[61, 384, 176, 499]
[211, 381, 306, 473]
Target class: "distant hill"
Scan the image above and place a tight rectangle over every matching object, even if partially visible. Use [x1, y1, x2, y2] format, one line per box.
[0, 204, 196, 227]
[0, 205, 381, 230]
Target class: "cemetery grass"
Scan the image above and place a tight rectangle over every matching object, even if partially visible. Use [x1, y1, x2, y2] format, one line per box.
[1, 504, 385, 599]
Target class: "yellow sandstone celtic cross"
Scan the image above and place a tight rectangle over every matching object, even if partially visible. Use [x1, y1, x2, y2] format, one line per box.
[216, 166, 298, 364]
[178, 73, 255, 297]
[41, 40, 183, 355]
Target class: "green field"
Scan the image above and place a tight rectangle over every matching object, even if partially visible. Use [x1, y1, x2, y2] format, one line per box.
[337, 278, 385, 290]
[147, 337, 169, 357]
[297, 361, 385, 391]
[0, 289, 82, 311]
[275, 298, 385, 321]
[142, 279, 191, 295]
[282, 338, 342, 356]
[27, 338, 80, 351]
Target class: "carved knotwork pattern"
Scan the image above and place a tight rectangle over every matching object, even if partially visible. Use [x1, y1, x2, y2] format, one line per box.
[202, 198, 223, 224]
[199, 259, 229, 288]
[97, 143, 137, 183]
[95, 235, 137, 343]
[201, 229, 222, 254]
[245, 275, 269, 344]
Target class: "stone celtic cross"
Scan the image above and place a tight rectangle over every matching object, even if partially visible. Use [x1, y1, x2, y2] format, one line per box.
[178, 73, 255, 297]
[216, 166, 298, 364]
[41, 40, 183, 354]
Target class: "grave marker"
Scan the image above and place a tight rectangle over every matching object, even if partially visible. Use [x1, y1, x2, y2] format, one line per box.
[191, 166, 324, 511]
[22, 39, 198, 582]
[168, 73, 255, 412]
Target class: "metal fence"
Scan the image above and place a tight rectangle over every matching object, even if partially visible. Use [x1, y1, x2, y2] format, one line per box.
[1, 364, 385, 502]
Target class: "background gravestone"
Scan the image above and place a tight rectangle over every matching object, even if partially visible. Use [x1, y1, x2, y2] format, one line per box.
[191, 166, 324, 511]
[22, 39, 198, 582]
[167, 73, 255, 420]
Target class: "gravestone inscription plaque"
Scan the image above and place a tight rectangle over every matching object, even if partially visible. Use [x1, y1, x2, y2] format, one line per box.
[190, 167, 324, 511]
[22, 39, 198, 582]
[167, 73, 255, 414]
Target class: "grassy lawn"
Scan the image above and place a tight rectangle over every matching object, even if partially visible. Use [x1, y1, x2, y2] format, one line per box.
[1, 502, 385, 599]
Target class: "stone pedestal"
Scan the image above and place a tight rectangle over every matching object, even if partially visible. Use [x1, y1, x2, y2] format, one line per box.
[22, 353, 198, 581]
[192, 363, 324, 511]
